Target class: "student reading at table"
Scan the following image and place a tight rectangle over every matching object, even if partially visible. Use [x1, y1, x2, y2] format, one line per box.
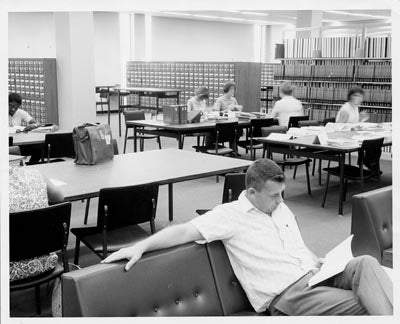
[187, 86, 209, 112]
[270, 82, 303, 127]
[103, 158, 392, 316]
[214, 81, 242, 112]
[336, 87, 369, 123]
[9, 93, 39, 130]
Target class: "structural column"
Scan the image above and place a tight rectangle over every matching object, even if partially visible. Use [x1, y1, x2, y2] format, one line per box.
[296, 10, 323, 39]
[54, 12, 96, 130]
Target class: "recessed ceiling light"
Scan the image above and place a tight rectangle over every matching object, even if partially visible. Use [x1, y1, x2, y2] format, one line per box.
[221, 10, 241, 13]
[241, 11, 269, 16]
[221, 17, 246, 21]
[325, 10, 389, 19]
[323, 19, 340, 23]
[163, 11, 193, 16]
[193, 14, 220, 19]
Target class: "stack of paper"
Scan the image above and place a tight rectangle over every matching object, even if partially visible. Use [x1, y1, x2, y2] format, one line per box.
[266, 133, 293, 141]
[326, 138, 358, 148]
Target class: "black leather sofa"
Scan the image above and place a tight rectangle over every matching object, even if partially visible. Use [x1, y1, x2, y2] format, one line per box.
[62, 241, 264, 317]
[351, 186, 392, 268]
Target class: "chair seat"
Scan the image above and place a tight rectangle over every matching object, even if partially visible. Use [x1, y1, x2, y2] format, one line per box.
[277, 157, 312, 166]
[71, 225, 149, 254]
[206, 146, 234, 155]
[323, 165, 376, 180]
[127, 134, 159, 140]
[185, 132, 208, 137]
[246, 143, 264, 150]
[10, 262, 64, 291]
[195, 209, 211, 215]
[382, 248, 392, 268]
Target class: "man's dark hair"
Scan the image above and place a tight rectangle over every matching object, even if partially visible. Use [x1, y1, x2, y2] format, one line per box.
[347, 86, 364, 101]
[223, 81, 236, 94]
[279, 81, 293, 96]
[9, 93, 22, 105]
[245, 159, 285, 191]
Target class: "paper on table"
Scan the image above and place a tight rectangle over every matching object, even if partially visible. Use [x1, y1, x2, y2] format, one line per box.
[308, 235, 354, 287]
[50, 178, 67, 187]
[9, 126, 25, 134]
[266, 133, 293, 141]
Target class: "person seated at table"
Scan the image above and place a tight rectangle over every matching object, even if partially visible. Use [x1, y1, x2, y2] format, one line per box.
[336, 87, 369, 124]
[187, 86, 209, 112]
[9, 160, 64, 283]
[103, 158, 392, 316]
[214, 81, 242, 112]
[9, 93, 39, 130]
[270, 82, 303, 127]
[9, 93, 42, 164]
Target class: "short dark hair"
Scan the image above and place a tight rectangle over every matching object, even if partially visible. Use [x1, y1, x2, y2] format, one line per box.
[347, 87, 364, 101]
[245, 159, 285, 191]
[9, 93, 22, 105]
[223, 81, 236, 94]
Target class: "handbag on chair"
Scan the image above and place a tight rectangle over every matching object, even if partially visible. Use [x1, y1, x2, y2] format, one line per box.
[72, 123, 114, 165]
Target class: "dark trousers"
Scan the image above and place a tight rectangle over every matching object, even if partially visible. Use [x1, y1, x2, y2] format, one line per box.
[269, 255, 392, 316]
[19, 144, 43, 164]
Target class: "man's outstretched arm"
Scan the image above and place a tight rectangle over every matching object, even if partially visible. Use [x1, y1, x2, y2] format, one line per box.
[101, 223, 204, 271]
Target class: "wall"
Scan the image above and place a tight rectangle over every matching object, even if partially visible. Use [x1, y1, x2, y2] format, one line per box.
[93, 12, 121, 85]
[8, 12, 56, 58]
[150, 16, 255, 62]
[265, 25, 285, 63]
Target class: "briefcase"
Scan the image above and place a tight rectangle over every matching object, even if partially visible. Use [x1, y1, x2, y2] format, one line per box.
[72, 123, 114, 165]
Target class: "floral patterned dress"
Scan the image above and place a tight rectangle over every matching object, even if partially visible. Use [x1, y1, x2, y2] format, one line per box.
[9, 166, 58, 282]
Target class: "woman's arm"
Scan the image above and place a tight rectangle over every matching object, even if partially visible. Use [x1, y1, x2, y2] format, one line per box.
[102, 223, 204, 270]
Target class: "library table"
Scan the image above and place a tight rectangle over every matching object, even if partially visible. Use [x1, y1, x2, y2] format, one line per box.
[10, 130, 69, 146]
[109, 87, 184, 137]
[126, 119, 252, 152]
[256, 129, 392, 216]
[26, 149, 251, 221]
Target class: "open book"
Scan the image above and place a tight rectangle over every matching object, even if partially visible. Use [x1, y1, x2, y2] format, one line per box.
[308, 235, 354, 287]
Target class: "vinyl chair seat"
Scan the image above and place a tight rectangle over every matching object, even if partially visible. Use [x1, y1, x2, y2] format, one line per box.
[277, 157, 312, 166]
[245, 143, 263, 150]
[205, 146, 234, 155]
[10, 262, 64, 291]
[71, 225, 149, 254]
[323, 165, 376, 180]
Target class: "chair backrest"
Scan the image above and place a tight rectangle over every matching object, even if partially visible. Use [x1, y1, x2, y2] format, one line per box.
[222, 173, 246, 204]
[249, 118, 274, 138]
[351, 186, 392, 263]
[323, 117, 336, 126]
[357, 137, 384, 173]
[124, 110, 146, 123]
[45, 133, 75, 159]
[9, 202, 72, 262]
[9, 146, 21, 156]
[288, 115, 309, 128]
[9, 136, 13, 146]
[298, 120, 320, 127]
[260, 126, 288, 137]
[97, 184, 159, 231]
[214, 121, 238, 144]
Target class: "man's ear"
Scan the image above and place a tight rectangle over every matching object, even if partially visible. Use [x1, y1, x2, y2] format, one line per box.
[247, 187, 257, 196]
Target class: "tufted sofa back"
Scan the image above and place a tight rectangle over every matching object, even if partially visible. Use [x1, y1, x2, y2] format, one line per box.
[62, 242, 225, 316]
[351, 186, 392, 266]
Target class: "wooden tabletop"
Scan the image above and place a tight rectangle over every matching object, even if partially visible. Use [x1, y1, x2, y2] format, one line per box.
[10, 130, 70, 146]
[256, 129, 392, 153]
[26, 149, 251, 201]
[127, 118, 251, 131]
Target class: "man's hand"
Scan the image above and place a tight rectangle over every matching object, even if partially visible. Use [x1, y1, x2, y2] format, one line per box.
[101, 243, 145, 271]
[310, 258, 326, 274]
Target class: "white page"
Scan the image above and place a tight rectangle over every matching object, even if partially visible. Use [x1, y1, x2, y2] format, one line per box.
[266, 133, 293, 141]
[308, 235, 354, 287]
[49, 178, 67, 187]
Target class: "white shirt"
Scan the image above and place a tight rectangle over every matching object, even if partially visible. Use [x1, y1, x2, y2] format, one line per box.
[189, 191, 317, 313]
[214, 95, 239, 111]
[9, 109, 33, 126]
[187, 97, 207, 112]
[336, 102, 360, 124]
[271, 96, 303, 128]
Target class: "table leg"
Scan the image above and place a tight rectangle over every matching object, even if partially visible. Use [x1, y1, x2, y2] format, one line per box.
[156, 95, 159, 116]
[168, 183, 173, 221]
[176, 94, 180, 105]
[338, 153, 345, 216]
[178, 134, 184, 149]
[118, 101, 122, 137]
[133, 126, 138, 153]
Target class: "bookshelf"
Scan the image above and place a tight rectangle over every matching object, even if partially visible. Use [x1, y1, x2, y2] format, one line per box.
[265, 57, 391, 124]
[126, 61, 261, 113]
[8, 58, 58, 124]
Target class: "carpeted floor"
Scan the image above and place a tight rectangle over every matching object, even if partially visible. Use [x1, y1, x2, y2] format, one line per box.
[9, 112, 392, 317]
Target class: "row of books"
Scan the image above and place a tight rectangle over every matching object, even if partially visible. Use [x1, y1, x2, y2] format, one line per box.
[273, 61, 391, 82]
[127, 62, 235, 73]
[272, 83, 392, 107]
[9, 59, 45, 74]
[303, 104, 392, 123]
[284, 36, 391, 59]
